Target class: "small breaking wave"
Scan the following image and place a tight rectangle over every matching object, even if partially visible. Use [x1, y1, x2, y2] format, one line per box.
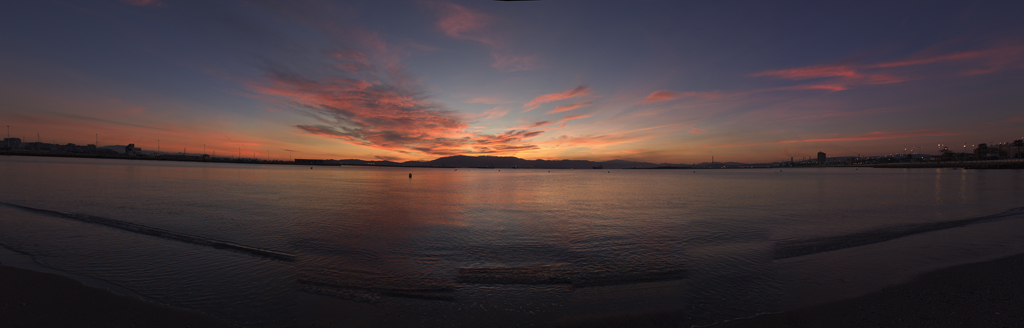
[0, 202, 295, 262]
[456, 264, 687, 288]
[775, 207, 1024, 260]
[297, 279, 456, 302]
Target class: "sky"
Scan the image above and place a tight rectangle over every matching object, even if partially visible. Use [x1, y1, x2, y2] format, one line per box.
[1, 0, 1023, 163]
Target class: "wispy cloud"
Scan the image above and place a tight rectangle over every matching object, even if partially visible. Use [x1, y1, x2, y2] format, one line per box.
[429, 2, 540, 72]
[687, 130, 959, 149]
[509, 114, 591, 130]
[47, 111, 173, 132]
[491, 53, 540, 72]
[432, 1, 494, 45]
[479, 107, 508, 119]
[751, 64, 860, 80]
[867, 49, 996, 68]
[541, 133, 653, 150]
[547, 101, 593, 114]
[251, 64, 548, 157]
[641, 90, 722, 104]
[464, 96, 510, 104]
[750, 42, 1024, 92]
[523, 86, 589, 111]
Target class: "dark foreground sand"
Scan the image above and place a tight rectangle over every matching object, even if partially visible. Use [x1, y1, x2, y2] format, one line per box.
[0, 264, 234, 328]
[714, 253, 1024, 328]
[4, 253, 1024, 328]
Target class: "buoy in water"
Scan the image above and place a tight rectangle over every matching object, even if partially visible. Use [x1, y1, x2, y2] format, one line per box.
[409, 173, 412, 178]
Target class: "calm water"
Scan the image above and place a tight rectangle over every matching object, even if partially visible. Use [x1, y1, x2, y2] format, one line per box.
[2, 156, 1024, 327]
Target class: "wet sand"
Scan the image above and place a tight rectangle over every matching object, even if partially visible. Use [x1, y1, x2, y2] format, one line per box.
[714, 252, 1024, 327]
[0, 264, 234, 328]
[5, 252, 1024, 327]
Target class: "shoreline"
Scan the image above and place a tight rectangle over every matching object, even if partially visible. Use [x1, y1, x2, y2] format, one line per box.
[713, 252, 1024, 327]
[4, 152, 1022, 170]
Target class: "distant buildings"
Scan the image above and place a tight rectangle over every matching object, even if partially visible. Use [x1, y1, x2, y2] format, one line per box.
[2, 138, 21, 149]
[125, 144, 142, 156]
[295, 159, 338, 165]
[817, 151, 826, 165]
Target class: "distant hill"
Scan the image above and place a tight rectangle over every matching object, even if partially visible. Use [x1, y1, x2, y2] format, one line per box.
[335, 155, 681, 169]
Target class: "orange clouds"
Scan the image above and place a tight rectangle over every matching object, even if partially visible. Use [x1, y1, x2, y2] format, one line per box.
[547, 101, 593, 114]
[523, 86, 590, 111]
[251, 64, 551, 157]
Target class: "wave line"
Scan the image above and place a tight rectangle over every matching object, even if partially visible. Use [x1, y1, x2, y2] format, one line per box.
[0, 202, 295, 262]
[774, 207, 1024, 260]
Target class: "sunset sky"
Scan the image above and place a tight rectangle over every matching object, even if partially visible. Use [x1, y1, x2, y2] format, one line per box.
[2, 0, 1023, 163]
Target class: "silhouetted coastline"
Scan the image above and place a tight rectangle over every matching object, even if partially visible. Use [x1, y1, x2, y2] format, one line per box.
[3, 150, 1022, 170]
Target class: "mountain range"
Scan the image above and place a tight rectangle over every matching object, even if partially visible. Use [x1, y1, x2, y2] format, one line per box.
[333, 155, 760, 169]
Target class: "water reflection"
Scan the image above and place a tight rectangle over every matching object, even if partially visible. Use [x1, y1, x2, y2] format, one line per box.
[2, 157, 1024, 327]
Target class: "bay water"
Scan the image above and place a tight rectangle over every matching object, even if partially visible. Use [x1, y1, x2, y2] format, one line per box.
[1, 156, 1023, 327]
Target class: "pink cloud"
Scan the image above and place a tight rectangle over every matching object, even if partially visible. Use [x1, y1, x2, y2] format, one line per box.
[547, 101, 593, 114]
[523, 86, 590, 111]
[556, 114, 591, 124]
[480, 107, 508, 119]
[690, 127, 706, 134]
[429, 2, 540, 72]
[641, 90, 722, 104]
[509, 115, 590, 130]
[642, 90, 681, 104]
[751, 64, 860, 80]
[433, 2, 494, 45]
[752, 42, 1024, 92]
[774, 84, 849, 92]
[465, 97, 509, 104]
[251, 67, 547, 157]
[867, 49, 995, 69]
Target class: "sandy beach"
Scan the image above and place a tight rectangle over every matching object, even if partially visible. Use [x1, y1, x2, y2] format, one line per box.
[0, 264, 234, 328]
[5, 253, 1023, 327]
[714, 252, 1024, 327]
